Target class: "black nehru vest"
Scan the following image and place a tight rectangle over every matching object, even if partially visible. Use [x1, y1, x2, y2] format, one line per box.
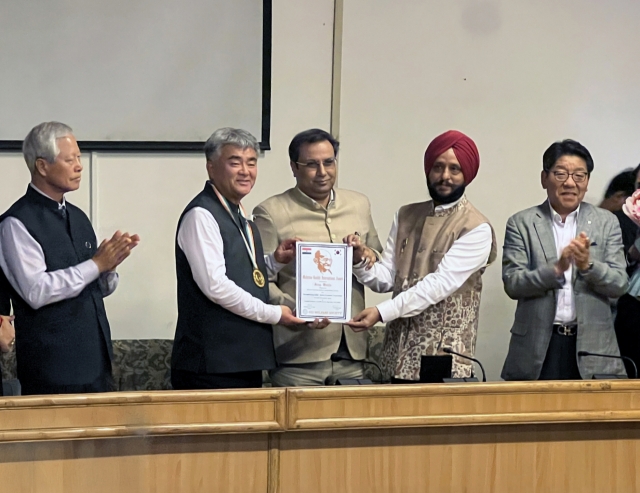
[172, 182, 276, 374]
[0, 186, 111, 387]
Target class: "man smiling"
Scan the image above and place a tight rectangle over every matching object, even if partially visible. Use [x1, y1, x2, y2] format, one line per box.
[347, 130, 496, 381]
[171, 128, 304, 390]
[253, 129, 382, 386]
[501, 139, 628, 380]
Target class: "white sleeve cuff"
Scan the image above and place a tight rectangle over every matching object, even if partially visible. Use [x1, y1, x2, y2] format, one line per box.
[265, 305, 282, 325]
[81, 259, 101, 284]
[376, 299, 398, 323]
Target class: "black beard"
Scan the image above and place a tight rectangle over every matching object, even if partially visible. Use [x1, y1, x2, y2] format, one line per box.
[427, 181, 466, 205]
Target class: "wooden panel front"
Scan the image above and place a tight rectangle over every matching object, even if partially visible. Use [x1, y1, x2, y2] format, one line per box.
[0, 434, 271, 493]
[279, 423, 640, 493]
[0, 389, 286, 442]
[287, 381, 640, 430]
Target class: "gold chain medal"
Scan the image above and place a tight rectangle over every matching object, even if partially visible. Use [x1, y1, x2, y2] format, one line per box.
[253, 269, 266, 288]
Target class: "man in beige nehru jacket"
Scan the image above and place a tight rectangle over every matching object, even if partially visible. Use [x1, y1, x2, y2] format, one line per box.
[253, 128, 382, 386]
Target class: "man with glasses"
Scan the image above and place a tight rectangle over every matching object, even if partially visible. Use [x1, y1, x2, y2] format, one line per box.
[253, 128, 382, 386]
[347, 130, 497, 381]
[502, 139, 628, 380]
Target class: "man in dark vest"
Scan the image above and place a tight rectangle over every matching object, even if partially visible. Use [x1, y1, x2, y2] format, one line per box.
[0, 122, 140, 395]
[347, 130, 497, 381]
[171, 127, 304, 390]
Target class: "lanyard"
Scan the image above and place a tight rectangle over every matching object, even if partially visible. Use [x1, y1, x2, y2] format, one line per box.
[211, 183, 259, 270]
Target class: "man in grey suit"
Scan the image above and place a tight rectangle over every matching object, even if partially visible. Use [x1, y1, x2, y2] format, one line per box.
[502, 139, 628, 380]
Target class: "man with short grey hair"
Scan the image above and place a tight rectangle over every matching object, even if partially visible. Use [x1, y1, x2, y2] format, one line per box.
[0, 121, 140, 395]
[171, 127, 304, 390]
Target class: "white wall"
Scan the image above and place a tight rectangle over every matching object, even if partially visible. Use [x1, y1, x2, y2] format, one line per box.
[337, 0, 640, 379]
[2, 0, 639, 380]
[0, 0, 336, 339]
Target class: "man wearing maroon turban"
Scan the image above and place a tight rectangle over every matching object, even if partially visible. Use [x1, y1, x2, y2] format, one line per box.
[345, 130, 497, 381]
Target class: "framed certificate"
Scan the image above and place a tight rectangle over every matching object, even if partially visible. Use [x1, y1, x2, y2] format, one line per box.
[295, 242, 353, 322]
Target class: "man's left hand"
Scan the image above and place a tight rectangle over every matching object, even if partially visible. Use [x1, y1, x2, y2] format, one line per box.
[572, 232, 591, 271]
[274, 237, 301, 264]
[347, 307, 381, 332]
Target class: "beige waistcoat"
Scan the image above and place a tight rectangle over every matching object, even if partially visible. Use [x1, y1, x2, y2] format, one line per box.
[253, 187, 382, 364]
[382, 196, 497, 380]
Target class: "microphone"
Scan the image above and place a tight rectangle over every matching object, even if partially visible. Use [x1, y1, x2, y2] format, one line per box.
[577, 350, 637, 379]
[329, 353, 385, 383]
[442, 348, 486, 382]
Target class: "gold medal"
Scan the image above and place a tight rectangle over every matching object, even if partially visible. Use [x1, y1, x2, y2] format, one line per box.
[253, 269, 265, 288]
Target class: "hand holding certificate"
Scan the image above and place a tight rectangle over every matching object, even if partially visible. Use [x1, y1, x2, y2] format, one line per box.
[296, 242, 353, 323]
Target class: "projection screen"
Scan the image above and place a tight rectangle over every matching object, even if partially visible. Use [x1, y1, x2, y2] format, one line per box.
[0, 0, 271, 150]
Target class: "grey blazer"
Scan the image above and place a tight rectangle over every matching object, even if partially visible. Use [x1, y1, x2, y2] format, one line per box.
[501, 201, 628, 380]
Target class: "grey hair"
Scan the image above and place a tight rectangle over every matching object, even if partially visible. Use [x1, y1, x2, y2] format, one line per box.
[22, 121, 74, 174]
[204, 127, 260, 161]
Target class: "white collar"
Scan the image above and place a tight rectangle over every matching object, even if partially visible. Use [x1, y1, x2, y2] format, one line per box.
[549, 201, 580, 224]
[434, 195, 464, 212]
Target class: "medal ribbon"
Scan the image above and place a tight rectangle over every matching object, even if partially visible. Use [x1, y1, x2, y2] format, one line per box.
[211, 183, 259, 270]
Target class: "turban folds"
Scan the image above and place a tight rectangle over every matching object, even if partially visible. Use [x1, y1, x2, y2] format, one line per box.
[423, 130, 480, 185]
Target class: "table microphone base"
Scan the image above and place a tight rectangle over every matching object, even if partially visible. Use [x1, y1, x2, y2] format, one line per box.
[442, 377, 480, 383]
[592, 374, 628, 379]
[327, 378, 374, 385]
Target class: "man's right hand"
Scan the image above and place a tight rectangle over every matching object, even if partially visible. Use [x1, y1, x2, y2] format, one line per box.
[93, 231, 141, 273]
[278, 306, 306, 325]
[554, 244, 574, 277]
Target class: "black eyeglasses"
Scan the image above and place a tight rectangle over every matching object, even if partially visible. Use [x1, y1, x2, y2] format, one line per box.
[295, 157, 337, 170]
[550, 170, 588, 183]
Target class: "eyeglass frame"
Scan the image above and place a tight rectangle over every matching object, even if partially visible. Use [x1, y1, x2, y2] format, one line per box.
[294, 157, 338, 170]
[547, 170, 589, 183]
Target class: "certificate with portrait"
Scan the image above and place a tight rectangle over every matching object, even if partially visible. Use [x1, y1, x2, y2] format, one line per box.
[296, 242, 353, 322]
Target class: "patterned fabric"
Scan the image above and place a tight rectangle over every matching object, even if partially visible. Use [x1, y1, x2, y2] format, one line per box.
[112, 340, 173, 391]
[0, 350, 17, 381]
[383, 288, 482, 379]
[365, 324, 388, 381]
[2, 334, 388, 389]
[383, 197, 496, 381]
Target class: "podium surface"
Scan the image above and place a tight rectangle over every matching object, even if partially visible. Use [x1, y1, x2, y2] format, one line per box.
[0, 381, 639, 492]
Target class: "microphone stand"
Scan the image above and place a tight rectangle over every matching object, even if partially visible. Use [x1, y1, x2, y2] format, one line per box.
[442, 348, 486, 382]
[577, 350, 638, 379]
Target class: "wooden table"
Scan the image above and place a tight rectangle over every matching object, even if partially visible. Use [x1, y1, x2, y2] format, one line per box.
[1, 381, 639, 492]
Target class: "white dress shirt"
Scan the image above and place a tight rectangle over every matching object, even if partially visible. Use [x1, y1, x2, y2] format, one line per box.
[549, 204, 579, 324]
[353, 198, 493, 323]
[0, 184, 118, 310]
[177, 207, 285, 326]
